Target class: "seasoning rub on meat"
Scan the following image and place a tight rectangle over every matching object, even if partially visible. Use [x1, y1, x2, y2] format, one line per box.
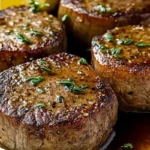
[91, 25, 150, 112]
[0, 53, 118, 150]
[0, 6, 67, 72]
[58, 0, 150, 46]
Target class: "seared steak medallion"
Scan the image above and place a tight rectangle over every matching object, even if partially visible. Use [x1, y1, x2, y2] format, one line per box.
[0, 6, 67, 72]
[58, 0, 150, 46]
[0, 53, 118, 150]
[91, 25, 150, 112]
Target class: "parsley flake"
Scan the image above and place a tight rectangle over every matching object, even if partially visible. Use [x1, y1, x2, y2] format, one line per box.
[41, 67, 54, 74]
[78, 58, 88, 65]
[56, 95, 65, 103]
[121, 143, 133, 149]
[104, 33, 114, 42]
[62, 14, 69, 22]
[17, 34, 31, 44]
[98, 4, 107, 13]
[92, 41, 106, 53]
[34, 103, 45, 108]
[29, 0, 50, 13]
[108, 47, 123, 58]
[27, 76, 44, 86]
[135, 42, 150, 47]
[60, 79, 87, 94]
[117, 39, 133, 45]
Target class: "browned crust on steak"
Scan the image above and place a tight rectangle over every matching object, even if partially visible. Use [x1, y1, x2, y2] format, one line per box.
[0, 6, 67, 72]
[0, 53, 118, 150]
[91, 25, 150, 112]
[58, 0, 150, 46]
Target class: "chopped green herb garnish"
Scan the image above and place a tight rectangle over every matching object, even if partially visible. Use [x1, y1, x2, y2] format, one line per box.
[135, 42, 150, 47]
[121, 143, 133, 149]
[60, 79, 86, 94]
[38, 61, 45, 65]
[29, 0, 40, 12]
[62, 14, 69, 22]
[69, 85, 85, 94]
[30, 30, 42, 36]
[17, 34, 31, 44]
[60, 78, 75, 86]
[37, 87, 46, 93]
[92, 41, 106, 53]
[108, 47, 123, 58]
[98, 3, 114, 13]
[34, 103, 45, 108]
[38, 60, 54, 74]
[44, 3, 50, 7]
[29, 0, 50, 13]
[78, 58, 88, 65]
[27, 76, 44, 86]
[104, 33, 114, 42]
[41, 67, 54, 74]
[113, 54, 123, 58]
[56, 95, 65, 103]
[117, 39, 133, 45]
[111, 47, 122, 55]
[98, 4, 107, 13]
[80, 84, 88, 89]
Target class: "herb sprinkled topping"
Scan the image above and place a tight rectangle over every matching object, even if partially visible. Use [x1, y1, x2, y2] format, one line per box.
[117, 39, 133, 45]
[27, 76, 44, 86]
[29, 0, 50, 13]
[78, 58, 88, 65]
[62, 14, 69, 22]
[60, 78, 75, 86]
[34, 103, 45, 108]
[29, 0, 40, 12]
[69, 85, 85, 94]
[38, 61, 54, 74]
[41, 67, 55, 74]
[104, 33, 114, 42]
[92, 41, 106, 53]
[109, 47, 123, 58]
[60, 78, 87, 94]
[135, 42, 150, 47]
[38, 61, 45, 65]
[17, 34, 31, 44]
[98, 3, 114, 13]
[30, 30, 42, 36]
[98, 4, 107, 13]
[121, 143, 133, 149]
[56, 95, 65, 103]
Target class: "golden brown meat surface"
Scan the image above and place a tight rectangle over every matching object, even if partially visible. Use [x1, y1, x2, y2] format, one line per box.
[91, 25, 150, 112]
[0, 6, 67, 72]
[58, 0, 150, 46]
[0, 53, 118, 150]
